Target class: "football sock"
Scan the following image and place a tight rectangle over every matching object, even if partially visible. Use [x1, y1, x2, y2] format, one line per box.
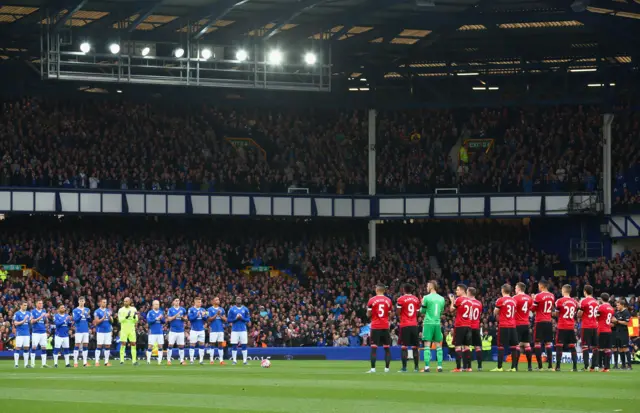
[95, 348, 102, 362]
[424, 348, 431, 368]
[232, 350, 238, 362]
[158, 349, 163, 364]
[199, 346, 205, 363]
[436, 346, 443, 367]
[613, 351, 619, 367]
[583, 349, 590, 369]
[218, 347, 224, 362]
[190, 347, 195, 361]
[74, 347, 80, 364]
[242, 350, 248, 363]
[413, 348, 420, 370]
[555, 346, 563, 369]
[401, 346, 408, 369]
[545, 345, 553, 369]
[534, 345, 543, 369]
[178, 349, 185, 362]
[599, 350, 605, 368]
[604, 350, 611, 370]
[131, 346, 137, 363]
[626, 351, 633, 367]
[569, 345, 577, 370]
[14, 352, 19, 365]
[83, 349, 89, 365]
[511, 347, 520, 370]
[370, 346, 377, 369]
[147, 350, 152, 363]
[167, 347, 173, 361]
[53, 349, 59, 365]
[64, 349, 70, 365]
[497, 347, 504, 369]
[120, 345, 126, 362]
[104, 348, 111, 363]
[23, 350, 29, 366]
[383, 346, 391, 369]
[475, 349, 483, 369]
[30, 350, 36, 365]
[455, 349, 463, 369]
[591, 348, 598, 369]
[524, 346, 532, 369]
[209, 347, 215, 361]
[463, 349, 471, 369]
[41, 351, 47, 365]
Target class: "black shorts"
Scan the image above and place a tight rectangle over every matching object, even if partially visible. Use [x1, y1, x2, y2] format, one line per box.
[471, 328, 482, 348]
[497, 327, 518, 348]
[371, 329, 391, 347]
[581, 328, 598, 347]
[516, 325, 531, 344]
[534, 322, 553, 343]
[614, 333, 629, 348]
[598, 332, 612, 349]
[556, 329, 577, 346]
[399, 326, 419, 347]
[453, 327, 472, 347]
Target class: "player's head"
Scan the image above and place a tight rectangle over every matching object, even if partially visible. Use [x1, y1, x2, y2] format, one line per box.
[402, 283, 413, 295]
[467, 286, 477, 298]
[538, 279, 549, 292]
[455, 284, 467, 297]
[78, 296, 86, 306]
[235, 296, 243, 306]
[172, 298, 180, 308]
[123, 297, 131, 307]
[194, 297, 202, 308]
[600, 292, 610, 303]
[152, 300, 160, 310]
[58, 304, 65, 314]
[561, 284, 571, 297]
[36, 299, 43, 309]
[515, 282, 526, 294]
[212, 297, 220, 306]
[427, 280, 438, 293]
[501, 284, 512, 296]
[583, 285, 593, 297]
[20, 301, 28, 311]
[99, 298, 107, 308]
[616, 298, 627, 310]
[375, 284, 386, 295]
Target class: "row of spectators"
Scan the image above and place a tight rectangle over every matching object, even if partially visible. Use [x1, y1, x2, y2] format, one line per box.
[1, 98, 638, 204]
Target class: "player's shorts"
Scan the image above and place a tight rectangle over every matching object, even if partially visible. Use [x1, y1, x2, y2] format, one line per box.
[580, 328, 598, 347]
[54, 336, 70, 348]
[15, 335, 30, 348]
[471, 328, 482, 348]
[96, 332, 112, 346]
[399, 326, 419, 347]
[516, 325, 531, 344]
[422, 324, 443, 343]
[555, 329, 577, 346]
[453, 326, 472, 347]
[120, 328, 137, 343]
[190, 330, 205, 344]
[31, 333, 47, 348]
[230, 331, 248, 345]
[614, 332, 629, 348]
[209, 331, 224, 343]
[370, 329, 391, 347]
[533, 321, 553, 343]
[75, 332, 89, 345]
[497, 327, 518, 348]
[148, 334, 164, 347]
[598, 332, 612, 349]
[168, 332, 185, 346]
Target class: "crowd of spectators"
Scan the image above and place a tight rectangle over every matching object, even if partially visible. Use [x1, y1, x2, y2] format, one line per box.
[0, 217, 638, 351]
[1, 97, 638, 202]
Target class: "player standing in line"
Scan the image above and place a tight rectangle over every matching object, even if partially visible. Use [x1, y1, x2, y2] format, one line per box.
[396, 284, 421, 372]
[166, 298, 187, 365]
[118, 297, 139, 365]
[207, 297, 227, 365]
[449, 284, 473, 372]
[492, 284, 519, 372]
[531, 279, 555, 370]
[53, 304, 72, 368]
[578, 285, 599, 371]
[188, 298, 207, 365]
[72, 296, 91, 367]
[13, 301, 31, 368]
[595, 293, 615, 372]
[420, 280, 445, 373]
[466, 287, 484, 371]
[146, 300, 165, 365]
[94, 298, 113, 367]
[228, 296, 251, 365]
[30, 299, 49, 368]
[612, 298, 632, 370]
[366, 284, 392, 373]
[513, 282, 533, 371]
[554, 284, 579, 371]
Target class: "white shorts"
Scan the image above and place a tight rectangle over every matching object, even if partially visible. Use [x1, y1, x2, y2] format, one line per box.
[32, 333, 47, 348]
[168, 332, 185, 346]
[230, 331, 248, 345]
[16, 335, 30, 348]
[189, 330, 205, 344]
[54, 336, 70, 349]
[209, 332, 224, 343]
[148, 334, 165, 347]
[96, 332, 112, 346]
[75, 332, 89, 344]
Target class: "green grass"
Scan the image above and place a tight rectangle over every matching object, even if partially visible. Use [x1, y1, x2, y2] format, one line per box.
[0, 360, 637, 413]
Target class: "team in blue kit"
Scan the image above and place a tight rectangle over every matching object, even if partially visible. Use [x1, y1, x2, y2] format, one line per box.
[10, 295, 251, 368]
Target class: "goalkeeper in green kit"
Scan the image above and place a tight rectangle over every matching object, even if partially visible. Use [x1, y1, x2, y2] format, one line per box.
[118, 297, 139, 365]
[420, 280, 445, 372]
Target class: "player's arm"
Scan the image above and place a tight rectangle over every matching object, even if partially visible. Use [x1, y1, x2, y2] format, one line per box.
[493, 299, 501, 317]
[132, 308, 139, 323]
[166, 311, 177, 322]
[146, 312, 155, 324]
[449, 294, 456, 312]
[396, 301, 403, 318]
[219, 310, 227, 322]
[187, 308, 198, 321]
[13, 315, 24, 326]
[207, 309, 217, 323]
[420, 296, 428, 315]
[73, 309, 82, 323]
[366, 304, 372, 318]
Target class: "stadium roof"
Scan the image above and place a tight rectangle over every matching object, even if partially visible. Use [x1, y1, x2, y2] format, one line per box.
[0, 0, 638, 87]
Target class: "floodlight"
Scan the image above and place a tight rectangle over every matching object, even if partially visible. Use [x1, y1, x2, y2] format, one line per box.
[80, 42, 90, 53]
[174, 48, 185, 58]
[236, 49, 248, 61]
[141, 47, 150, 56]
[268, 49, 283, 65]
[201, 48, 213, 60]
[109, 43, 120, 54]
[304, 52, 317, 65]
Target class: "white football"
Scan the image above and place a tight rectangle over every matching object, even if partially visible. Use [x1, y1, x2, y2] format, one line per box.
[261, 359, 271, 368]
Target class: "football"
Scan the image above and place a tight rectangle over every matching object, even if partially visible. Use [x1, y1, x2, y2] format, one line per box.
[260, 359, 271, 368]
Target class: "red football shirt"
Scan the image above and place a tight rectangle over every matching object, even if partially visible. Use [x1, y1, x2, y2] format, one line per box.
[367, 295, 392, 330]
[495, 296, 517, 328]
[453, 296, 473, 328]
[532, 291, 555, 323]
[468, 298, 482, 330]
[579, 297, 599, 329]
[555, 296, 578, 330]
[396, 294, 420, 327]
[513, 293, 533, 326]
[596, 303, 615, 334]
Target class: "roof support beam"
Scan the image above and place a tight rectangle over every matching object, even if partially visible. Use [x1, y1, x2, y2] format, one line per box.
[127, 1, 163, 32]
[262, 0, 328, 41]
[51, 0, 87, 32]
[192, 0, 251, 40]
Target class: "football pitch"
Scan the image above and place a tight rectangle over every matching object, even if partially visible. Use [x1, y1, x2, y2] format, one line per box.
[0, 361, 637, 413]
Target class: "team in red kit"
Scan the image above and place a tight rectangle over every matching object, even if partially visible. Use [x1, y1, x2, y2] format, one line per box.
[364, 279, 625, 373]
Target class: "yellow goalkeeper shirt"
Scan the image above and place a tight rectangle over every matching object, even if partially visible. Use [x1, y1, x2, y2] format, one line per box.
[118, 307, 138, 332]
